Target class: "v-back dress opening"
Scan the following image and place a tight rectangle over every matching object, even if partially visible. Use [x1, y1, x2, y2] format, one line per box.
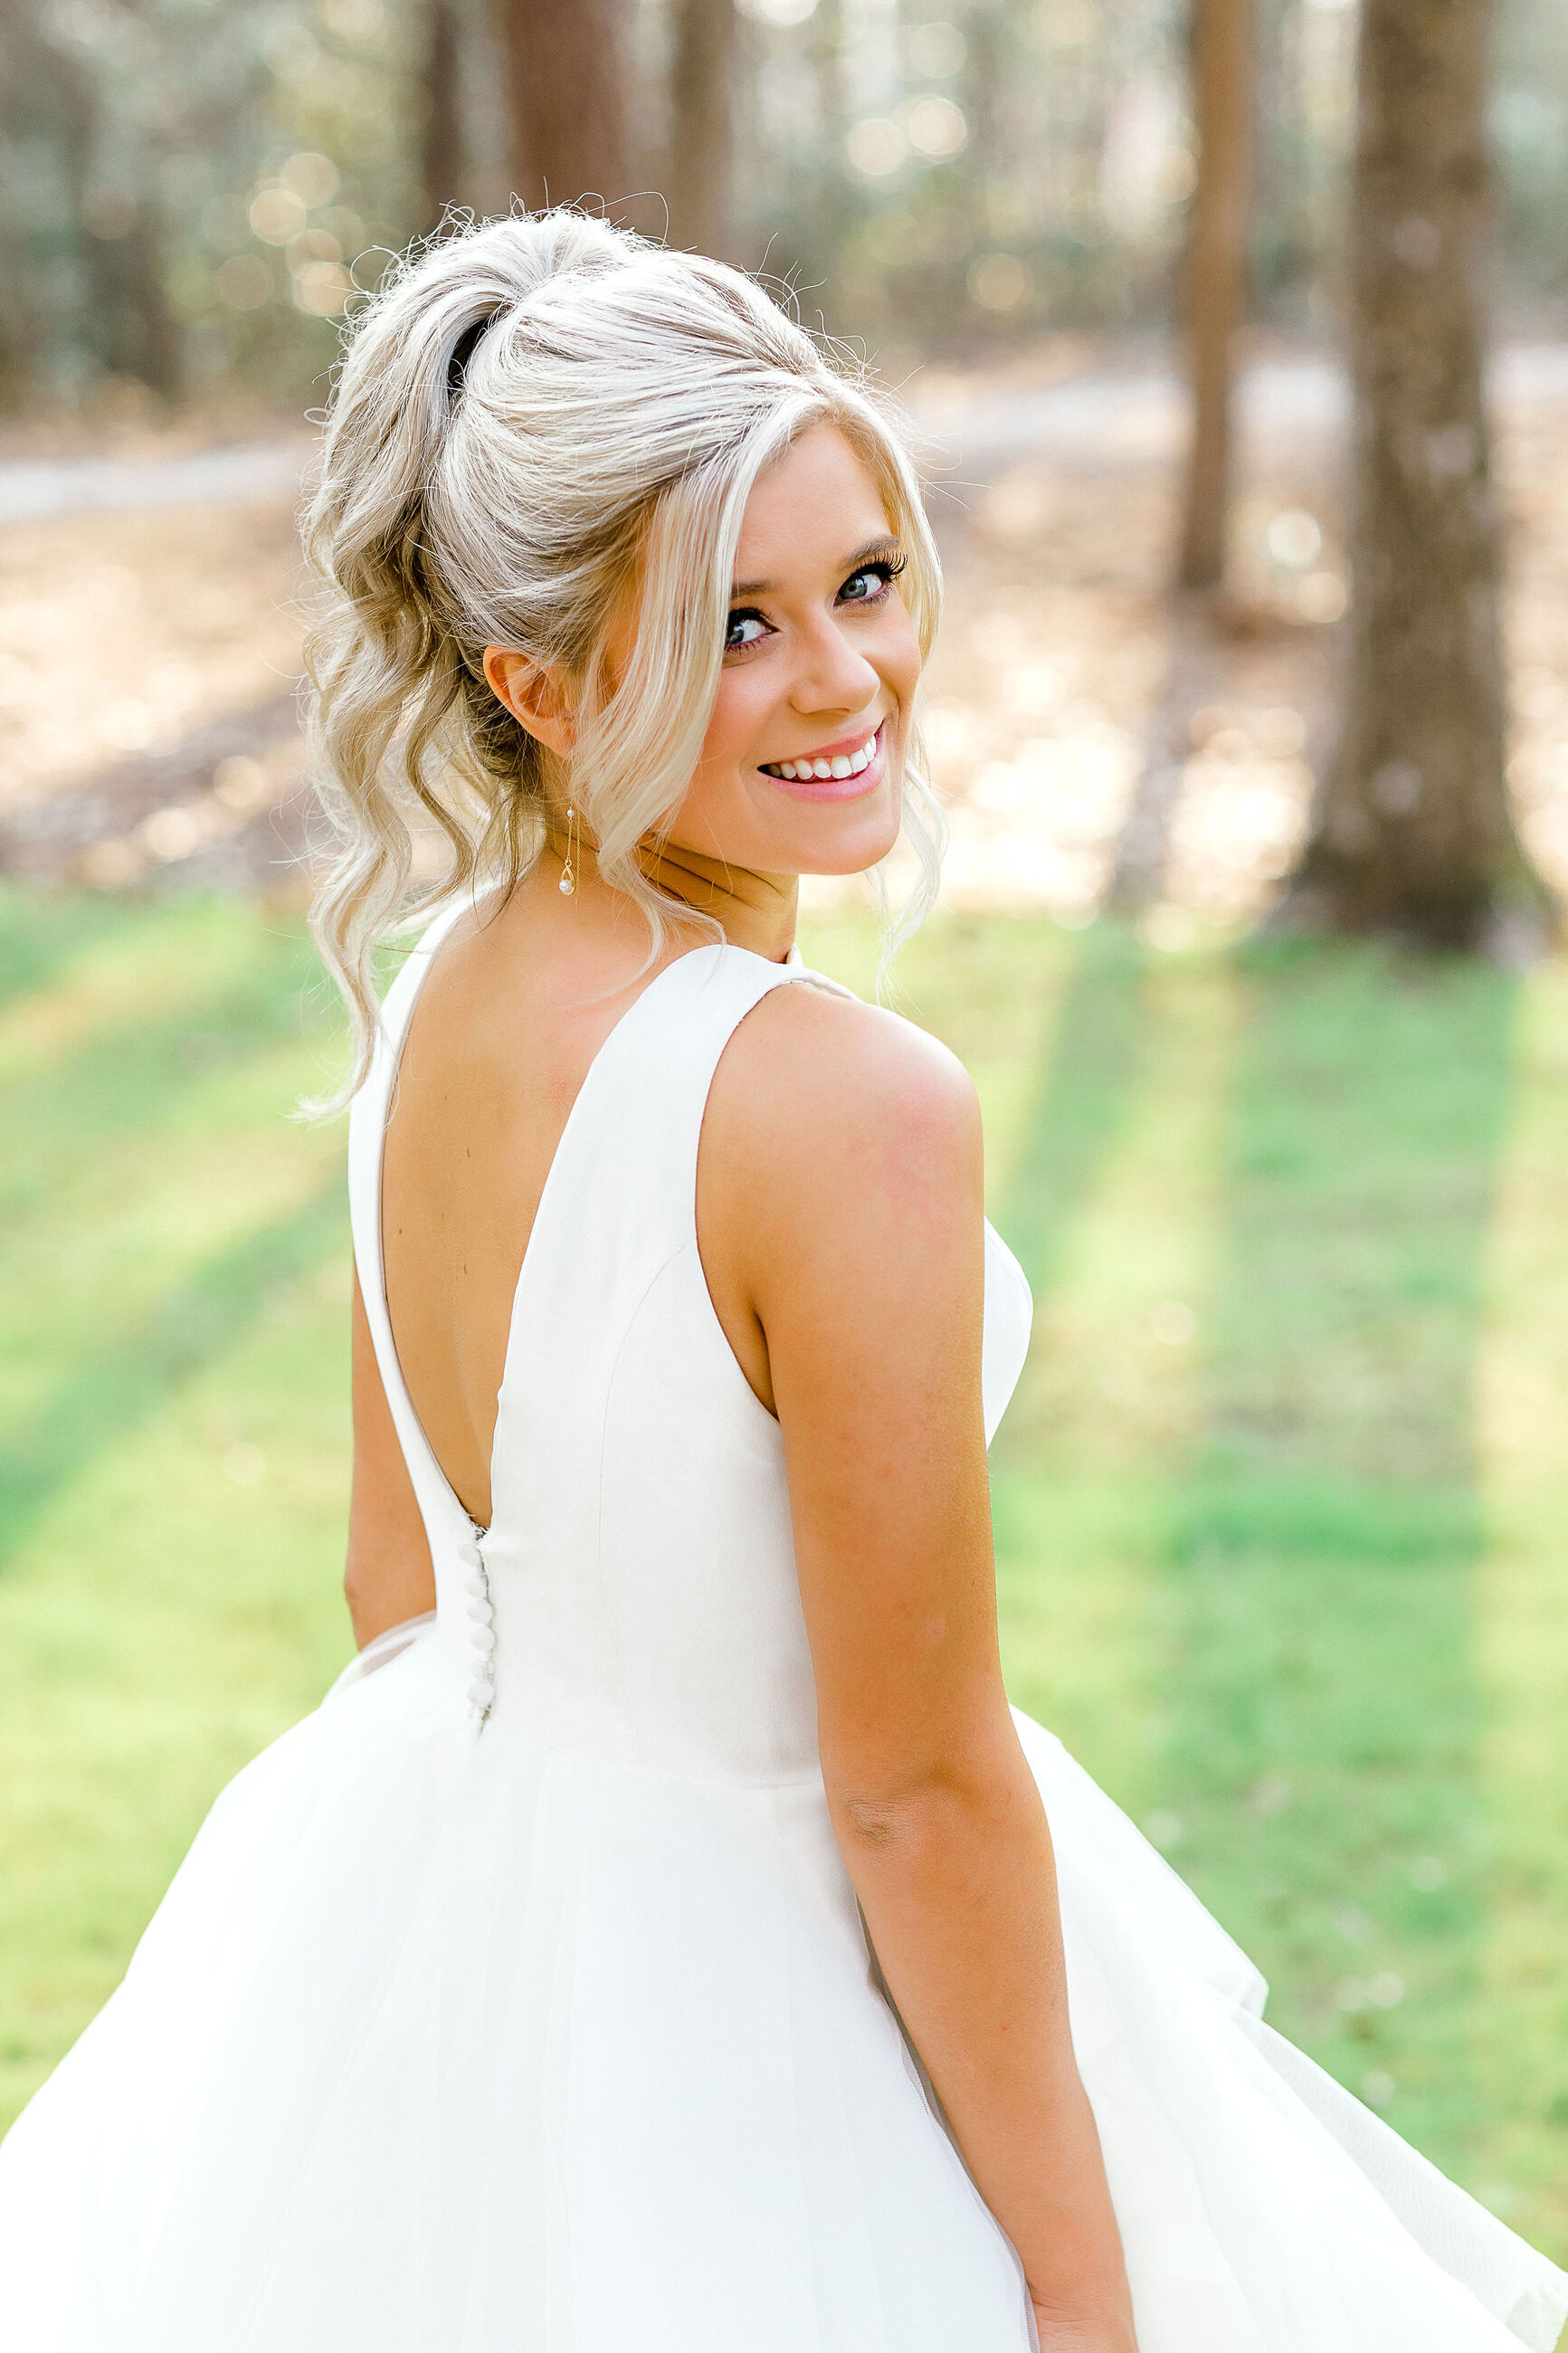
[0, 898, 1563, 2353]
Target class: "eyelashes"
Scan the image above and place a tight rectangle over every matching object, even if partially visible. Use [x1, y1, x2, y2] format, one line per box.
[724, 551, 907, 655]
[840, 553, 906, 604]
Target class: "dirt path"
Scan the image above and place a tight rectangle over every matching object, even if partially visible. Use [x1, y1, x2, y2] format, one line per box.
[0, 440, 311, 529]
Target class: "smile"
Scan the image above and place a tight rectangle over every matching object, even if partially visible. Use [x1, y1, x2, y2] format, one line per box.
[760, 728, 879, 784]
[756, 719, 889, 805]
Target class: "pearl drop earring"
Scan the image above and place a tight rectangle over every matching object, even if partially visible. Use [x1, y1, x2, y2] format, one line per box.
[560, 805, 577, 897]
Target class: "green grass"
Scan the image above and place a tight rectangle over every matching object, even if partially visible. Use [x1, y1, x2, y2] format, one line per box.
[0, 888, 355, 2121]
[2, 888, 1566, 2263]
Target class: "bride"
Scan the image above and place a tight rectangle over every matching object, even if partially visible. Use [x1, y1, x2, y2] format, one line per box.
[0, 210, 1562, 2353]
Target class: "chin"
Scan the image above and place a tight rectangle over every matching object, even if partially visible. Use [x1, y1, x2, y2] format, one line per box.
[778, 780, 905, 879]
[792, 816, 904, 879]
[796, 842, 901, 880]
[688, 775, 905, 878]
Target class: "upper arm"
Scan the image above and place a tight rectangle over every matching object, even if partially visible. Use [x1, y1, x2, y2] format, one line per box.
[347, 1269, 436, 1646]
[701, 988, 1009, 1803]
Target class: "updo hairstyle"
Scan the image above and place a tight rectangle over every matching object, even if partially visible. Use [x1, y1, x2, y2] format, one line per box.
[302, 208, 945, 1101]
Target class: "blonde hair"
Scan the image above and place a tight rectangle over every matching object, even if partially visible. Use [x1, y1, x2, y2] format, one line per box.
[303, 208, 945, 1104]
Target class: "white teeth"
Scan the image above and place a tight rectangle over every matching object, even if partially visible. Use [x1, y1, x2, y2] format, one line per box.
[765, 731, 878, 781]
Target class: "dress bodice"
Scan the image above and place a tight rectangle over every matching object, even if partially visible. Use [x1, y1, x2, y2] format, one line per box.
[347, 900, 1034, 1780]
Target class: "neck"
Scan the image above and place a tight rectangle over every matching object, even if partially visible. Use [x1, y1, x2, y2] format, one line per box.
[541, 820, 800, 964]
[637, 835, 799, 962]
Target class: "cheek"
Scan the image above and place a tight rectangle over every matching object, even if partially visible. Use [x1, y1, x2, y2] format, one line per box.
[696, 669, 769, 777]
[883, 608, 923, 707]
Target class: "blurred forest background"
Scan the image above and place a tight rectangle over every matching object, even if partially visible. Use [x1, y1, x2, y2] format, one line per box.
[3, 0, 1568, 2279]
[3, 0, 1568, 412]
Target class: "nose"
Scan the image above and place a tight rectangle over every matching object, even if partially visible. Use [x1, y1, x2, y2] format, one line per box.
[788, 610, 881, 719]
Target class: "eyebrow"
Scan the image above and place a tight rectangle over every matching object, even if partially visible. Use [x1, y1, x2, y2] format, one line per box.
[728, 535, 902, 602]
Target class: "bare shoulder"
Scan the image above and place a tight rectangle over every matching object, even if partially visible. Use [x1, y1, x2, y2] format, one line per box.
[703, 977, 984, 1253]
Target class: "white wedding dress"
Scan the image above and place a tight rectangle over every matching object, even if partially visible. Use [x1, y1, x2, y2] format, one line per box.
[1, 904, 1563, 2353]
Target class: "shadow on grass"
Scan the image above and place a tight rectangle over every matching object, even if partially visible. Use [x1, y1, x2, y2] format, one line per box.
[997, 919, 1152, 1298]
[0, 1176, 347, 1568]
[2, 927, 327, 1164]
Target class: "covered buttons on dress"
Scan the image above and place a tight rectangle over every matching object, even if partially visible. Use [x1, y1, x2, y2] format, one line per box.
[457, 1536, 495, 1726]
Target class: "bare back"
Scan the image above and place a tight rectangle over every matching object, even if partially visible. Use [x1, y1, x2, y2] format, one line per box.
[381, 876, 696, 1529]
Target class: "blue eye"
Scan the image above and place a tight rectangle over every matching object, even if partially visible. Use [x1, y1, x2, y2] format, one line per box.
[726, 609, 769, 652]
[838, 557, 904, 605]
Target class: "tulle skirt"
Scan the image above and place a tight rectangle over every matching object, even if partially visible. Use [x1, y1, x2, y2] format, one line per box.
[0, 1621, 1562, 2353]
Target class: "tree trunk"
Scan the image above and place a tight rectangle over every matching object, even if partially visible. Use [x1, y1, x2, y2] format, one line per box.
[6, 9, 177, 405]
[420, 0, 466, 233]
[110, 212, 184, 402]
[1289, 0, 1535, 949]
[1177, 0, 1255, 591]
[666, 0, 736, 259]
[493, 0, 629, 216]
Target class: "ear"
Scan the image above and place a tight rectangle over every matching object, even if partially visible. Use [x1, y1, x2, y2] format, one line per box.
[483, 647, 577, 756]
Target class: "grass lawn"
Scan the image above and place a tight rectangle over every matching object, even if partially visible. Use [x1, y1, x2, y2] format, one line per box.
[2, 884, 1565, 2262]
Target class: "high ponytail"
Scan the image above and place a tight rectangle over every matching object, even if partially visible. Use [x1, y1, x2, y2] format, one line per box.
[302, 209, 944, 1110]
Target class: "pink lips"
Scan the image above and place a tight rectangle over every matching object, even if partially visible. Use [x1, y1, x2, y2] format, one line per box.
[759, 723, 888, 804]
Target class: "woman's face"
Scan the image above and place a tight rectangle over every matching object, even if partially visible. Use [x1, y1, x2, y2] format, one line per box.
[663, 423, 922, 878]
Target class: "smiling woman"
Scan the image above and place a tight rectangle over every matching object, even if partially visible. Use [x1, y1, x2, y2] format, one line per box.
[482, 426, 917, 889]
[299, 210, 946, 1111]
[1, 210, 1563, 2353]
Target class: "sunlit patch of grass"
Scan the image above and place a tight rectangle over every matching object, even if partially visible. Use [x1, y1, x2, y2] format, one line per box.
[1470, 958, 1568, 2255]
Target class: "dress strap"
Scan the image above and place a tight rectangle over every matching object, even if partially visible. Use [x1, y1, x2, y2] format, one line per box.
[488, 944, 851, 1491]
[533, 942, 852, 1281]
[345, 896, 486, 1548]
